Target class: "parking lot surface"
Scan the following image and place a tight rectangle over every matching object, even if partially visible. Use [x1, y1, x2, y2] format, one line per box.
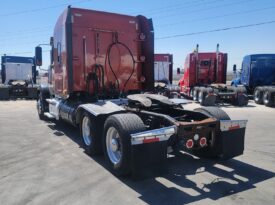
[0, 100, 274, 205]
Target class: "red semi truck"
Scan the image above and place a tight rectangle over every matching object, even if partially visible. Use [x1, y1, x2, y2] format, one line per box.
[179, 45, 248, 106]
[36, 7, 247, 176]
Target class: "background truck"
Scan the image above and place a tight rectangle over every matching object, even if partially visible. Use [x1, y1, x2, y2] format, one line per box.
[36, 7, 247, 177]
[179, 44, 248, 106]
[154, 53, 179, 97]
[0, 55, 38, 99]
[154, 54, 173, 84]
[232, 54, 275, 107]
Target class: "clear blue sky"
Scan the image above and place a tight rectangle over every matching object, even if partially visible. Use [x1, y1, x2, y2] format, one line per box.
[0, 0, 275, 72]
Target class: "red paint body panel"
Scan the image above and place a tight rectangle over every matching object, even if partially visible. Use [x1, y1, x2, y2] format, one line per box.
[179, 52, 227, 95]
[52, 8, 154, 98]
[154, 54, 173, 83]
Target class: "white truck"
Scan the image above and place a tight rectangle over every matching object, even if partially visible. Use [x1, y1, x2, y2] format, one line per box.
[0, 55, 38, 99]
[154, 54, 173, 84]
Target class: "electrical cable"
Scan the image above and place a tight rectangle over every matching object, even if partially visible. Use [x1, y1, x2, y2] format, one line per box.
[117, 41, 136, 93]
[0, 49, 51, 56]
[94, 64, 105, 97]
[150, 0, 225, 18]
[156, 5, 275, 27]
[105, 42, 120, 91]
[138, 0, 219, 16]
[105, 37, 136, 94]
[133, 0, 201, 15]
[0, 0, 93, 17]
[156, 20, 275, 39]
[154, 0, 253, 20]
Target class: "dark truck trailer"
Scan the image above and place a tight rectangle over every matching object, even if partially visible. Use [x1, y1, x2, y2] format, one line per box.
[232, 54, 275, 107]
[36, 7, 247, 177]
[179, 45, 248, 106]
[0, 55, 38, 99]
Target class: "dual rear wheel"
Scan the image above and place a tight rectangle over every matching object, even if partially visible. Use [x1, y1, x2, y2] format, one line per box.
[193, 88, 216, 106]
[80, 112, 145, 176]
[263, 90, 274, 107]
[254, 87, 275, 107]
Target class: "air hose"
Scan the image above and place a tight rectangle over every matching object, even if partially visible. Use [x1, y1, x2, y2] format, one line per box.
[105, 33, 136, 95]
[86, 64, 105, 99]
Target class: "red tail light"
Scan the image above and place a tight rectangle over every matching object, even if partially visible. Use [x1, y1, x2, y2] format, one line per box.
[186, 139, 194, 149]
[199, 137, 207, 147]
[140, 76, 146, 83]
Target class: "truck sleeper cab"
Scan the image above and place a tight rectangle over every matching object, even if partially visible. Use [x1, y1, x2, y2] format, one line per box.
[36, 7, 247, 177]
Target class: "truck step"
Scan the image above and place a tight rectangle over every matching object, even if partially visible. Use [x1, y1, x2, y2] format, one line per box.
[44, 112, 55, 119]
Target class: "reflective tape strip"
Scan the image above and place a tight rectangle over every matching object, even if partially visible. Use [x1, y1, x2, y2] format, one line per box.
[220, 120, 247, 132]
[131, 126, 176, 145]
[143, 137, 160, 144]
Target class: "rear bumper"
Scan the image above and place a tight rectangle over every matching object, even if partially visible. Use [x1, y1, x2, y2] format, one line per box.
[131, 126, 176, 145]
[130, 119, 247, 177]
[131, 120, 247, 155]
[218, 92, 236, 98]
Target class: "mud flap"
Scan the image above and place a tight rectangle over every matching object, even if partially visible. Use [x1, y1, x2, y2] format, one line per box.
[131, 141, 168, 179]
[0, 87, 9, 100]
[204, 94, 216, 106]
[217, 127, 246, 159]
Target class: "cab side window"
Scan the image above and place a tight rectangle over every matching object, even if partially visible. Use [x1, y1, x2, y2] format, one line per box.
[57, 42, 62, 64]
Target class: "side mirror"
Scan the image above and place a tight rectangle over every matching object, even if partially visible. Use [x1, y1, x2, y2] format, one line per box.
[233, 64, 237, 72]
[177, 68, 181, 75]
[35, 46, 42, 66]
[50, 37, 54, 46]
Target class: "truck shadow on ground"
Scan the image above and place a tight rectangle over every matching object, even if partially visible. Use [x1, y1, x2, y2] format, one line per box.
[123, 154, 275, 205]
[48, 121, 275, 205]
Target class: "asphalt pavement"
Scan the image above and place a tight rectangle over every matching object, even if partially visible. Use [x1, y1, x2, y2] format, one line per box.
[0, 100, 274, 205]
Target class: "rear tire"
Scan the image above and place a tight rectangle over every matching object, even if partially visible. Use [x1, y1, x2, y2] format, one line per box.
[193, 88, 199, 101]
[195, 107, 230, 120]
[193, 107, 231, 159]
[37, 88, 49, 120]
[190, 88, 194, 98]
[198, 89, 206, 106]
[235, 93, 249, 106]
[80, 112, 102, 155]
[263, 90, 274, 107]
[37, 97, 45, 120]
[254, 88, 263, 104]
[103, 113, 146, 176]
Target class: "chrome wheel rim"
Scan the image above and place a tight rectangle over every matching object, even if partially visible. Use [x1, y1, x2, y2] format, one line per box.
[82, 116, 92, 146]
[106, 127, 122, 165]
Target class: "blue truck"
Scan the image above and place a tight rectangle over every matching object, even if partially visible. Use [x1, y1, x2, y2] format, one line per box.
[0, 55, 38, 99]
[232, 54, 275, 107]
